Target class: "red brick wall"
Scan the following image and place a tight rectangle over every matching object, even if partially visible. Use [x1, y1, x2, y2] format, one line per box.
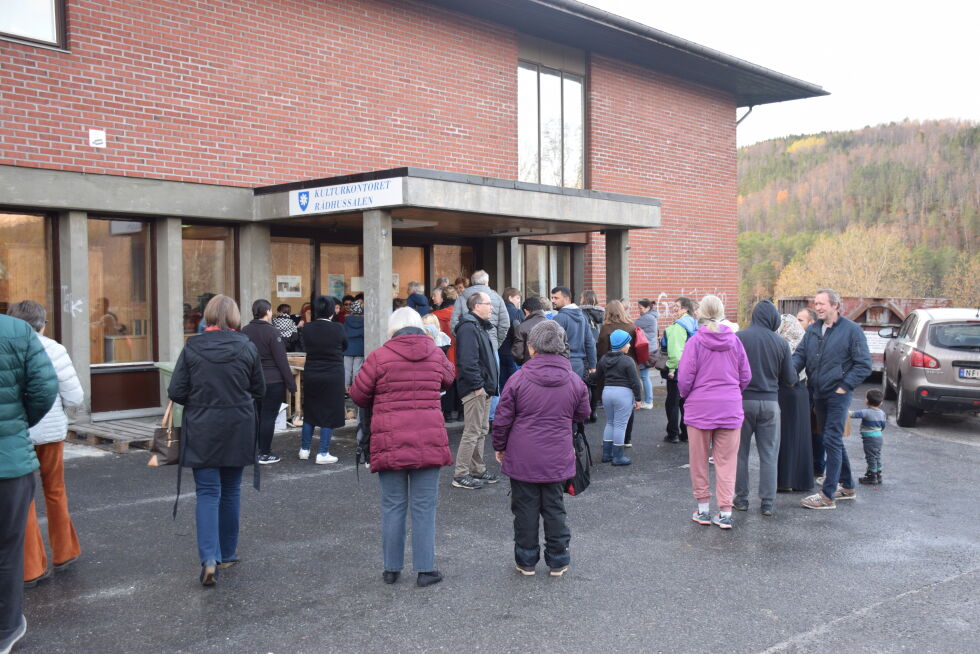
[586, 55, 739, 320]
[0, 0, 517, 185]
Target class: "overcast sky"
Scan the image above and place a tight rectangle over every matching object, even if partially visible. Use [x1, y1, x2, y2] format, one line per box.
[580, 0, 980, 147]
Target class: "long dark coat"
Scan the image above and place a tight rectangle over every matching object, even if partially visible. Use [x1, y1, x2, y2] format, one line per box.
[301, 319, 347, 428]
[168, 329, 265, 468]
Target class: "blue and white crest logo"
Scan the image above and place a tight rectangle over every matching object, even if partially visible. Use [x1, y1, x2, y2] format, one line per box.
[298, 191, 310, 212]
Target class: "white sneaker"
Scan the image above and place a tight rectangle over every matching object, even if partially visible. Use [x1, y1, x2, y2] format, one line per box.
[640, 402, 653, 410]
[298, 448, 310, 460]
[315, 452, 338, 464]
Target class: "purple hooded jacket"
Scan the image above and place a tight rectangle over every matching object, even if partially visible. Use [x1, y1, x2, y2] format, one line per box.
[492, 353, 591, 483]
[676, 325, 752, 430]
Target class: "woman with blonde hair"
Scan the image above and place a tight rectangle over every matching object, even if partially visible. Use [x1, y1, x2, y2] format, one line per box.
[350, 307, 455, 587]
[168, 294, 265, 585]
[677, 295, 751, 530]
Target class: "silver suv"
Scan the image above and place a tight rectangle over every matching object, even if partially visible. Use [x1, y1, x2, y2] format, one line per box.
[880, 308, 980, 427]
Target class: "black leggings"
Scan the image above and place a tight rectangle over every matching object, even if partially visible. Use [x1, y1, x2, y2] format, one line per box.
[257, 382, 285, 455]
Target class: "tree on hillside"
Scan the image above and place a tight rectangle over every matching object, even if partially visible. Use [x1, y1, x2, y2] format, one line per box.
[943, 253, 980, 307]
[774, 225, 919, 297]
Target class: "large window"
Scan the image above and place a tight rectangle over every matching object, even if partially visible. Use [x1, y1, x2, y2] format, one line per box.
[518, 62, 584, 189]
[0, 0, 66, 47]
[433, 245, 474, 287]
[88, 219, 153, 364]
[319, 244, 363, 298]
[392, 246, 424, 298]
[523, 243, 571, 300]
[182, 225, 235, 335]
[271, 237, 313, 317]
[0, 213, 54, 326]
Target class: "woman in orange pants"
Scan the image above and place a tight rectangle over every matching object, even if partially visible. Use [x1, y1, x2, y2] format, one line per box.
[8, 301, 84, 587]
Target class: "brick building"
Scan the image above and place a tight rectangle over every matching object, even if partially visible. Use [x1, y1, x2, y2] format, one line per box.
[0, 0, 824, 419]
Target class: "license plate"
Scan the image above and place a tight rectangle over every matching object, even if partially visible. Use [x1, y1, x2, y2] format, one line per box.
[960, 368, 980, 379]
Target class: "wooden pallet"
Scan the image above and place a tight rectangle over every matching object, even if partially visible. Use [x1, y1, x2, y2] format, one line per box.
[68, 419, 156, 453]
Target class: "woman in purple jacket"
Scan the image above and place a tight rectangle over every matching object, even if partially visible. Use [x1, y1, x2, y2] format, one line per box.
[493, 321, 591, 577]
[677, 295, 752, 530]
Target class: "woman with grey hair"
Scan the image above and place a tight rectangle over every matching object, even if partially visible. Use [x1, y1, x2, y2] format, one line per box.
[6, 301, 83, 587]
[493, 321, 591, 577]
[776, 314, 814, 492]
[350, 307, 455, 587]
[406, 281, 431, 316]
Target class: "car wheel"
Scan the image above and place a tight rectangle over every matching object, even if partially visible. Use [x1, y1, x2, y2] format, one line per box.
[881, 367, 896, 400]
[896, 382, 918, 428]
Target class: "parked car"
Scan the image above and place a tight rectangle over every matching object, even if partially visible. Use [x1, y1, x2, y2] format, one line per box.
[879, 308, 980, 427]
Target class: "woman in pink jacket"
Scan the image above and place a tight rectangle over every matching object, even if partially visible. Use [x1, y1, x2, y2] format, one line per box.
[349, 308, 455, 587]
[677, 295, 751, 530]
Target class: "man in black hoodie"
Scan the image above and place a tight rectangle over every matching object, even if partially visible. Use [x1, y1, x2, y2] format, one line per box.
[734, 301, 797, 515]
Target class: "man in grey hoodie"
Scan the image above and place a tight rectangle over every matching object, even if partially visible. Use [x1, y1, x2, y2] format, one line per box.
[550, 286, 597, 380]
[734, 300, 798, 516]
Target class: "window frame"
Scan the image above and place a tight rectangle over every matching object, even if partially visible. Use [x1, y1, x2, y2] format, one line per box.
[518, 60, 585, 189]
[0, 0, 68, 49]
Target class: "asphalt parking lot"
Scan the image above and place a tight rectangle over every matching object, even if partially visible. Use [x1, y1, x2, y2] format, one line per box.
[16, 383, 980, 653]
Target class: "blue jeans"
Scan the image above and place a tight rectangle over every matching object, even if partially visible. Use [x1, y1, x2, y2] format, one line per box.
[378, 467, 441, 573]
[192, 467, 244, 566]
[602, 386, 634, 446]
[639, 367, 653, 404]
[814, 392, 854, 498]
[862, 436, 883, 471]
[301, 423, 333, 455]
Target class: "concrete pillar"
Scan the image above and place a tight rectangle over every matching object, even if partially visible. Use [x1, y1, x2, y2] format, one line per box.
[58, 211, 91, 419]
[363, 209, 392, 354]
[571, 243, 585, 299]
[155, 218, 184, 370]
[509, 237, 523, 293]
[605, 229, 629, 302]
[238, 223, 271, 316]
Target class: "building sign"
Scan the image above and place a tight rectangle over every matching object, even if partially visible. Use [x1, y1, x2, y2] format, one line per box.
[288, 178, 403, 216]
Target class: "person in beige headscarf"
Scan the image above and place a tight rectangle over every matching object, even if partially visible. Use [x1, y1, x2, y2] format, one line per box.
[776, 314, 814, 492]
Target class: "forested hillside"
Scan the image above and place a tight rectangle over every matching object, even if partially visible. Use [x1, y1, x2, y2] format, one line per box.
[737, 119, 979, 321]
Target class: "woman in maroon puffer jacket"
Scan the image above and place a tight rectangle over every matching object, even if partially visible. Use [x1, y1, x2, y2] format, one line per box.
[492, 321, 591, 578]
[349, 308, 455, 588]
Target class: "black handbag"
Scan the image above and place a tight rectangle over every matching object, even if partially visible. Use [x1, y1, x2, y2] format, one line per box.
[149, 401, 181, 466]
[563, 423, 592, 496]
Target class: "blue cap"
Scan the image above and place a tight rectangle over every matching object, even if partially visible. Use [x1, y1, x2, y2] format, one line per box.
[610, 329, 631, 351]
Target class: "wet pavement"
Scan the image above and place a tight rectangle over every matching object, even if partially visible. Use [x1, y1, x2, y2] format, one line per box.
[17, 383, 980, 653]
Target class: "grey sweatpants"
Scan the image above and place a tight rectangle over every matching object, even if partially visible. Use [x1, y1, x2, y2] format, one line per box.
[735, 399, 781, 504]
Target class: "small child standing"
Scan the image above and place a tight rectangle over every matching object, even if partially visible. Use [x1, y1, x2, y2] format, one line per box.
[850, 388, 887, 485]
[594, 329, 642, 466]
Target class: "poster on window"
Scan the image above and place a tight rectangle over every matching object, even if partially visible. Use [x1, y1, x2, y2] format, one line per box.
[276, 275, 302, 298]
[327, 274, 345, 298]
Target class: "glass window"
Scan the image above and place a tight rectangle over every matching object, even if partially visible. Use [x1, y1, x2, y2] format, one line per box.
[319, 244, 363, 299]
[517, 61, 585, 189]
[392, 246, 424, 299]
[0, 213, 54, 326]
[271, 237, 313, 320]
[433, 245, 474, 288]
[182, 225, 235, 335]
[929, 322, 980, 350]
[0, 0, 65, 46]
[522, 243, 571, 300]
[88, 219, 153, 364]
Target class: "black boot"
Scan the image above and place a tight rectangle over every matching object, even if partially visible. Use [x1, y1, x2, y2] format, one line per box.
[859, 469, 876, 485]
[875, 470, 883, 484]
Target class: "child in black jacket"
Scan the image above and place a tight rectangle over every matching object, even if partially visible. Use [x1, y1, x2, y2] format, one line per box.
[595, 329, 642, 466]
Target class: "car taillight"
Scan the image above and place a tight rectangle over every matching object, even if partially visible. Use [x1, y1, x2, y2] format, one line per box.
[910, 349, 940, 369]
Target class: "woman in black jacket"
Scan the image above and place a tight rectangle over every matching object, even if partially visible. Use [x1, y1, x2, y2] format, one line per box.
[242, 299, 297, 465]
[299, 296, 348, 463]
[168, 295, 264, 587]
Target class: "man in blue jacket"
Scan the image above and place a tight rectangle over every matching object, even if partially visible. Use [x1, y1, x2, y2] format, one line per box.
[549, 286, 596, 380]
[0, 313, 58, 653]
[793, 289, 871, 510]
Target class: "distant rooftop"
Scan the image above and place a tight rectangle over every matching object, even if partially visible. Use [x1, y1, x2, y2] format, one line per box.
[427, 0, 828, 107]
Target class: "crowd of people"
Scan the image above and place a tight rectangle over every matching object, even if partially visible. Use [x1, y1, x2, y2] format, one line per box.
[0, 279, 877, 651]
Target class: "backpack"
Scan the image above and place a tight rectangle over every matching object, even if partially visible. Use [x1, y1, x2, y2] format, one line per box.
[633, 327, 650, 365]
[563, 423, 592, 496]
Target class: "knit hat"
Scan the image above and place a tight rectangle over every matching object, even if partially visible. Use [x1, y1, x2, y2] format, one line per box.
[528, 320, 568, 355]
[610, 329, 631, 351]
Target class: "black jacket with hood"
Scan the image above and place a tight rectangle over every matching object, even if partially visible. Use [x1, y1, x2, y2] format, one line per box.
[168, 329, 265, 468]
[735, 301, 797, 401]
[455, 311, 499, 397]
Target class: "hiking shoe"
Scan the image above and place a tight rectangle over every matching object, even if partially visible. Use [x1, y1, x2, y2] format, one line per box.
[515, 565, 536, 576]
[801, 492, 836, 509]
[257, 454, 281, 465]
[711, 513, 733, 529]
[663, 434, 680, 444]
[761, 503, 774, 517]
[732, 498, 749, 512]
[315, 452, 338, 464]
[474, 470, 501, 484]
[382, 570, 400, 584]
[298, 448, 310, 460]
[859, 471, 881, 485]
[549, 566, 569, 577]
[691, 510, 712, 525]
[834, 486, 857, 501]
[451, 475, 484, 490]
[417, 570, 443, 587]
